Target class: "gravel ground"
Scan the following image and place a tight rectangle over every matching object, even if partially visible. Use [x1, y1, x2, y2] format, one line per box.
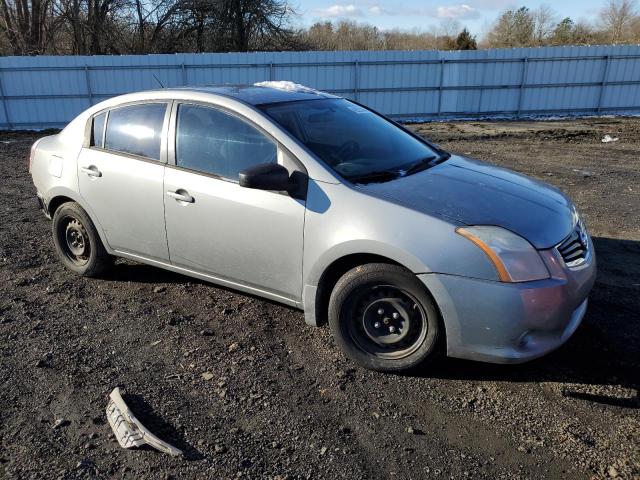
[1, 117, 638, 479]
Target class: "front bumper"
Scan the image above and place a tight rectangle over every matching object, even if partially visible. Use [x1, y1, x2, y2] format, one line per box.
[419, 238, 597, 364]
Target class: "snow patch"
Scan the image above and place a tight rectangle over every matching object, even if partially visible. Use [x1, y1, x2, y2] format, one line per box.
[253, 81, 320, 94]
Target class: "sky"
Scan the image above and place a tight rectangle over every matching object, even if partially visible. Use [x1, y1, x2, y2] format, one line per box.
[294, 0, 606, 37]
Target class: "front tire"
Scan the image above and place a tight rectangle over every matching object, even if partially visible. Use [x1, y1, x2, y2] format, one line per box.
[52, 202, 113, 277]
[328, 263, 441, 372]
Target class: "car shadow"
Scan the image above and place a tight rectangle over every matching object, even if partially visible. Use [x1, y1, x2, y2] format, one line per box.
[415, 236, 640, 409]
[101, 261, 205, 286]
[121, 392, 204, 460]
[101, 258, 294, 309]
[100, 237, 638, 408]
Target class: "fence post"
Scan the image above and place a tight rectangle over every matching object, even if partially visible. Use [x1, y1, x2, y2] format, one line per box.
[517, 57, 528, 117]
[269, 62, 274, 81]
[84, 65, 93, 106]
[354, 60, 359, 101]
[476, 60, 487, 116]
[0, 70, 11, 130]
[437, 58, 445, 116]
[597, 55, 611, 113]
[181, 63, 187, 86]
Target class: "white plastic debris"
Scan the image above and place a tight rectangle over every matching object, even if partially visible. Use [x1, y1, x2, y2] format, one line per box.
[253, 81, 319, 94]
[601, 134, 619, 143]
[572, 169, 594, 177]
[106, 387, 182, 456]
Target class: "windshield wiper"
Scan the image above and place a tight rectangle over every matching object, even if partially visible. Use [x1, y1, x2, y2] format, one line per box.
[349, 152, 449, 184]
[403, 155, 437, 176]
[348, 169, 401, 184]
[403, 152, 451, 176]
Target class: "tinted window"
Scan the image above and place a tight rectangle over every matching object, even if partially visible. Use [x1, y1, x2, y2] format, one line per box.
[176, 104, 277, 180]
[261, 99, 442, 182]
[91, 112, 106, 147]
[104, 103, 167, 160]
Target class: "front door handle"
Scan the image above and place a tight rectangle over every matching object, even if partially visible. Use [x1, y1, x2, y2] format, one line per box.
[166, 190, 194, 203]
[81, 166, 102, 177]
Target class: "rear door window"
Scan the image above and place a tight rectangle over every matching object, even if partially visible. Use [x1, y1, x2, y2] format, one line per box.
[104, 103, 167, 160]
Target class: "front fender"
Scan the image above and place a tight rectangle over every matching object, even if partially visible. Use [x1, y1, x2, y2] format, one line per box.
[305, 239, 429, 289]
[301, 240, 433, 326]
[300, 180, 502, 326]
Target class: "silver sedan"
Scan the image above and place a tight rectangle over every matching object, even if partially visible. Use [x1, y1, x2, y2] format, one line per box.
[29, 82, 596, 372]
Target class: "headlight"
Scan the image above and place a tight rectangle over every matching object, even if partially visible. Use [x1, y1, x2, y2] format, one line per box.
[456, 226, 550, 282]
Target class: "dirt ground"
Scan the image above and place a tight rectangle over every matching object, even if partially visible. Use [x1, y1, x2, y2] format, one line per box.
[0, 117, 638, 480]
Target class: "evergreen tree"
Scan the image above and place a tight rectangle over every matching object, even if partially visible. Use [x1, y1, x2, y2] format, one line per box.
[455, 28, 477, 50]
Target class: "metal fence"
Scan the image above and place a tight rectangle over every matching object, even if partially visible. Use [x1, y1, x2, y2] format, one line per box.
[2, 44, 640, 130]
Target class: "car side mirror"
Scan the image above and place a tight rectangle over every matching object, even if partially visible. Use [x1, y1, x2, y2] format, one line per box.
[239, 163, 291, 191]
[239, 162, 308, 200]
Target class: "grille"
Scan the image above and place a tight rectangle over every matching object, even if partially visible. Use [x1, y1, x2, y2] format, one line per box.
[557, 221, 589, 267]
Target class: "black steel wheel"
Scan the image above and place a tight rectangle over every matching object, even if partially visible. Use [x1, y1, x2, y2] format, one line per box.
[52, 201, 113, 277]
[347, 285, 428, 360]
[328, 263, 441, 372]
[61, 217, 91, 267]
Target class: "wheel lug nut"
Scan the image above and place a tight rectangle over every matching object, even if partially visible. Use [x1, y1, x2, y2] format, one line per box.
[377, 308, 384, 315]
[389, 326, 396, 333]
[392, 312, 399, 319]
[374, 322, 381, 329]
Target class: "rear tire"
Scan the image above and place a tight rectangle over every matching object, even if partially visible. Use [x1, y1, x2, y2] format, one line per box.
[328, 263, 441, 372]
[52, 202, 113, 277]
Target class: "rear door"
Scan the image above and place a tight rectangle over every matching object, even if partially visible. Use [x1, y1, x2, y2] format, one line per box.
[163, 102, 305, 301]
[77, 102, 171, 261]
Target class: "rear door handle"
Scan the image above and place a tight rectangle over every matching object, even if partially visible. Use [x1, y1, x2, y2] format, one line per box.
[166, 190, 194, 203]
[81, 166, 102, 177]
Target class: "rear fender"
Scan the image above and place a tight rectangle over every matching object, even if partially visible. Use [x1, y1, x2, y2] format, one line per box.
[45, 186, 114, 255]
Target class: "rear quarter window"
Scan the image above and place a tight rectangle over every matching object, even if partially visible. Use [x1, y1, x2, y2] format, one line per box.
[104, 103, 167, 160]
[90, 112, 106, 147]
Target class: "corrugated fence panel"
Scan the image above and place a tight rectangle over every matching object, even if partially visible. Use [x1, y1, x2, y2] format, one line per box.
[1, 45, 640, 129]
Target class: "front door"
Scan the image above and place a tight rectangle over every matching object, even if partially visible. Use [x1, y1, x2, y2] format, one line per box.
[77, 102, 170, 261]
[163, 103, 305, 301]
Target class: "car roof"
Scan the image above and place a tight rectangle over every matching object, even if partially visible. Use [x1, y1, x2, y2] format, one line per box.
[170, 82, 339, 106]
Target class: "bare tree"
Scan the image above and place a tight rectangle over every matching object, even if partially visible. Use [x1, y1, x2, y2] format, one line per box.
[127, 0, 182, 53]
[300, 21, 335, 50]
[5, 0, 640, 56]
[216, 0, 296, 51]
[87, 0, 121, 53]
[381, 28, 439, 50]
[300, 20, 470, 51]
[600, 0, 638, 43]
[485, 7, 535, 48]
[532, 5, 556, 45]
[0, 0, 56, 54]
[175, 0, 225, 52]
[53, 0, 128, 54]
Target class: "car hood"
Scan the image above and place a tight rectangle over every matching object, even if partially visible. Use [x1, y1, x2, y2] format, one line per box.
[357, 155, 577, 249]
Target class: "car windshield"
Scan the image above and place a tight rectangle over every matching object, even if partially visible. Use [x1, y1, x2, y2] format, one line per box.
[260, 98, 447, 183]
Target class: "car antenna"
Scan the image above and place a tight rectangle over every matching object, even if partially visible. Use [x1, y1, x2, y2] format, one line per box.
[152, 73, 165, 88]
